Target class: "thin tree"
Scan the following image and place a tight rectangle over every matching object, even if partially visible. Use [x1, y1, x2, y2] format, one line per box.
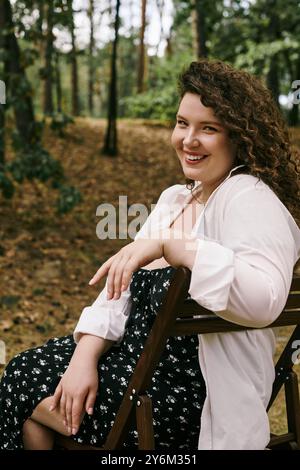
[88, 0, 95, 115]
[0, 0, 37, 147]
[67, 0, 80, 116]
[266, 1, 280, 105]
[54, 49, 62, 113]
[102, 0, 120, 156]
[193, 0, 207, 58]
[137, 0, 147, 93]
[0, 0, 7, 166]
[43, 0, 54, 115]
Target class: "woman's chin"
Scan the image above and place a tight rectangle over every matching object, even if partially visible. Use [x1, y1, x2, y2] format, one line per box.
[182, 168, 203, 180]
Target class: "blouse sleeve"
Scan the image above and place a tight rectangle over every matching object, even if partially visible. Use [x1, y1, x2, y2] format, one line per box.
[73, 185, 181, 343]
[188, 186, 300, 328]
[73, 281, 132, 343]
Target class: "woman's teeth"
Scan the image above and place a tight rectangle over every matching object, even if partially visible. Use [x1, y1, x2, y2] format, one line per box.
[186, 155, 208, 161]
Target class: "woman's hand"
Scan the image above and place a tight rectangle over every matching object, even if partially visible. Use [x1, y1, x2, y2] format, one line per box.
[89, 236, 165, 300]
[49, 361, 98, 435]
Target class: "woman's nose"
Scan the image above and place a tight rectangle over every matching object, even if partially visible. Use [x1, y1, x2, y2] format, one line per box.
[183, 134, 201, 148]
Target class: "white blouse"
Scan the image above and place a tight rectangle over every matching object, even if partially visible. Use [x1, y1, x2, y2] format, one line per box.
[74, 165, 300, 450]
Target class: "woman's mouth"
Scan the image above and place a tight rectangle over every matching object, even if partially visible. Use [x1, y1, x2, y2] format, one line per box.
[184, 153, 210, 165]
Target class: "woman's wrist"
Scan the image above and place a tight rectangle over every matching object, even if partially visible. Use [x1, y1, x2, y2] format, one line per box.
[160, 229, 197, 270]
[72, 334, 114, 365]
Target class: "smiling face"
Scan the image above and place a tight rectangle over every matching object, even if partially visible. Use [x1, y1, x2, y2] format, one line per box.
[171, 92, 236, 200]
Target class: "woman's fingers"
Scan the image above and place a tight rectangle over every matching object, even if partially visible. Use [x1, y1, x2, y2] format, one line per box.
[65, 396, 73, 434]
[71, 397, 85, 435]
[108, 256, 137, 300]
[89, 255, 116, 285]
[89, 239, 156, 296]
[107, 255, 129, 300]
[49, 383, 62, 411]
[120, 262, 135, 293]
[85, 389, 97, 416]
[60, 392, 67, 426]
[88, 263, 109, 286]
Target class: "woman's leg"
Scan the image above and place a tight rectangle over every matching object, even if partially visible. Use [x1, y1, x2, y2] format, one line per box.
[22, 395, 80, 449]
[22, 418, 55, 450]
[29, 396, 76, 436]
[0, 335, 79, 450]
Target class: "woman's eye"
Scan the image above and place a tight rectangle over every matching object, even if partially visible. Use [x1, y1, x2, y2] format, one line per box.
[177, 120, 187, 126]
[203, 126, 217, 132]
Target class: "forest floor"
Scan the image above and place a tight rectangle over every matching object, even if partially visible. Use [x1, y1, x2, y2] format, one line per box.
[0, 118, 300, 438]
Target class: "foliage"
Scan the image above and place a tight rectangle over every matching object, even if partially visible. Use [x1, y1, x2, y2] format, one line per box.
[121, 54, 194, 121]
[1, 142, 82, 213]
[55, 183, 82, 214]
[121, 85, 178, 121]
[3, 0, 299, 124]
[50, 112, 74, 137]
[234, 36, 300, 75]
[7, 144, 63, 183]
[0, 170, 14, 199]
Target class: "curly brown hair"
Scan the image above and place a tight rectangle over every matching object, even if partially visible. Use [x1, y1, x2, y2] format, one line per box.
[178, 59, 300, 225]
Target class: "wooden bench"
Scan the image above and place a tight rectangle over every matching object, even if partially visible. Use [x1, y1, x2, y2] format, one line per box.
[56, 267, 300, 450]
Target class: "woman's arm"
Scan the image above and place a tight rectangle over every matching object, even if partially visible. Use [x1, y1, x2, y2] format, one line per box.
[50, 334, 114, 436]
[73, 185, 183, 344]
[71, 333, 114, 364]
[161, 229, 197, 269]
[187, 188, 300, 328]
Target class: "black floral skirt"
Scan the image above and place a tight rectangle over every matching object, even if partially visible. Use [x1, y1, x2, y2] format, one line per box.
[0, 267, 206, 449]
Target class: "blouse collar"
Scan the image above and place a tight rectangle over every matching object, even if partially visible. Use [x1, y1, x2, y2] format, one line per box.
[175, 164, 246, 205]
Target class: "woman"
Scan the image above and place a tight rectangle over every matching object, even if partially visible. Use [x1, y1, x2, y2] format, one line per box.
[1, 59, 300, 450]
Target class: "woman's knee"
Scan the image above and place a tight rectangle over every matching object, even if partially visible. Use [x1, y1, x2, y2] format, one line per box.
[22, 417, 56, 450]
[31, 397, 72, 436]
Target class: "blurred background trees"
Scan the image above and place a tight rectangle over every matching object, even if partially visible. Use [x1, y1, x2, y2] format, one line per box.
[0, 0, 299, 206]
[2, 0, 299, 120]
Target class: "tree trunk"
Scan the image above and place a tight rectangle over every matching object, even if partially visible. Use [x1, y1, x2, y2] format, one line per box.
[0, 0, 37, 147]
[0, 1, 7, 166]
[289, 100, 299, 127]
[68, 0, 80, 116]
[267, 54, 280, 106]
[102, 0, 120, 156]
[194, 0, 207, 58]
[266, 4, 280, 106]
[88, 0, 95, 115]
[54, 50, 62, 113]
[137, 0, 146, 93]
[165, 30, 173, 58]
[43, 0, 54, 115]
[36, 1, 44, 36]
